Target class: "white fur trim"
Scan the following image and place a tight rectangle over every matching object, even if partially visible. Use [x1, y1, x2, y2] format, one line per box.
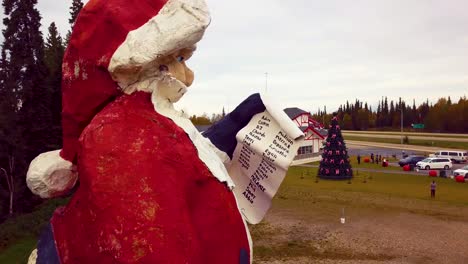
[27, 249, 37, 264]
[26, 150, 78, 199]
[108, 0, 210, 89]
[151, 91, 236, 189]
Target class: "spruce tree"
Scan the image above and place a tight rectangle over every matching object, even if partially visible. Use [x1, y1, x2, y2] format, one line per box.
[4, 0, 50, 158]
[44, 22, 65, 148]
[318, 113, 353, 180]
[1, 0, 48, 215]
[69, 0, 84, 26]
[65, 0, 84, 44]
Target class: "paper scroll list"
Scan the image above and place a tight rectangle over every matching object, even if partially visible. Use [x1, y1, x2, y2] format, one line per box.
[229, 111, 302, 224]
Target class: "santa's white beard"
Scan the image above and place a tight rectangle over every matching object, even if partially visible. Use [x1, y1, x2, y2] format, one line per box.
[122, 72, 188, 103]
[155, 74, 188, 103]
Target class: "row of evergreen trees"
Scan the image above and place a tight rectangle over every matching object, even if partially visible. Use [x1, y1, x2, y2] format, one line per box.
[0, 0, 84, 221]
[313, 96, 468, 133]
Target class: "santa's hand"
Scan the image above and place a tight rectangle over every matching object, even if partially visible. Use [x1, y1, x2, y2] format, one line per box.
[27, 150, 78, 199]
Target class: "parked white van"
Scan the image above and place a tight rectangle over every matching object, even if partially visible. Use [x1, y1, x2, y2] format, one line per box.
[416, 158, 452, 170]
[432, 150, 467, 163]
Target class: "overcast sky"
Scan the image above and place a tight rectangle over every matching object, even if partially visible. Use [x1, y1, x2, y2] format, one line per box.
[2, 0, 468, 115]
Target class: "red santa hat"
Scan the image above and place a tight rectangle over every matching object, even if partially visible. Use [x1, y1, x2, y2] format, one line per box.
[61, 0, 210, 163]
[27, 0, 210, 198]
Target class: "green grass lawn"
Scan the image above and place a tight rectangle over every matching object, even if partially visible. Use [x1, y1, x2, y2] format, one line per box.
[0, 239, 36, 264]
[0, 199, 68, 264]
[287, 166, 468, 206]
[344, 135, 468, 149]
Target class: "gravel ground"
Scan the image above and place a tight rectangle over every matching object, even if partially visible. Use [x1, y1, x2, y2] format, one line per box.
[253, 202, 468, 264]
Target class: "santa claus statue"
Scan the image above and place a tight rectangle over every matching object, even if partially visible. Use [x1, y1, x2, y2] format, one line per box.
[26, 0, 271, 263]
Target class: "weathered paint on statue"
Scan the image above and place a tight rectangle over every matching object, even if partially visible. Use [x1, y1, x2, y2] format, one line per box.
[26, 0, 266, 263]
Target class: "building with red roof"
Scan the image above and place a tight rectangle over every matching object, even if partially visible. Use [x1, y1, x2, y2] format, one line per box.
[284, 107, 326, 164]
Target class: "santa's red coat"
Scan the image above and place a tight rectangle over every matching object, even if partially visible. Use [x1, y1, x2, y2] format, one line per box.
[51, 92, 250, 263]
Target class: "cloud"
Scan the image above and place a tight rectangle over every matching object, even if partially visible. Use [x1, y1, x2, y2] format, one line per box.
[1, 0, 467, 116]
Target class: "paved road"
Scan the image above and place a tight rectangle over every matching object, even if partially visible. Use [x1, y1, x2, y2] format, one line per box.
[300, 160, 465, 177]
[346, 140, 465, 152]
[346, 142, 421, 156]
[343, 130, 468, 138]
[343, 132, 468, 142]
[344, 144, 466, 173]
[292, 140, 466, 172]
[299, 164, 423, 176]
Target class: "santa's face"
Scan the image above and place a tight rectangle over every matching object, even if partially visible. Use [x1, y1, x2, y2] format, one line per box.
[156, 48, 195, 103]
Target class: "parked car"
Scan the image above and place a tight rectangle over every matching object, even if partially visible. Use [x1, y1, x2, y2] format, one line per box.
[431, 150, 467, 163]
[398, 156, 426, 167]
[416, 158, 452, 170]
[453, 165, 468, 178]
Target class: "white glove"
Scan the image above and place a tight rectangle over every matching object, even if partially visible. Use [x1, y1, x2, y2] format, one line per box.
[27, 150, 78, 199]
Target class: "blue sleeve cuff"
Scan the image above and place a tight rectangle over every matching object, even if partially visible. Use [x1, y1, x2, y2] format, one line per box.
[203, 93, 266, 159]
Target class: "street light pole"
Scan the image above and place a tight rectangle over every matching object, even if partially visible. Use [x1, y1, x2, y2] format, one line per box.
[400, 105, 405, 158]
[401, 106, 403, 145]
[323, 106, 326, 125]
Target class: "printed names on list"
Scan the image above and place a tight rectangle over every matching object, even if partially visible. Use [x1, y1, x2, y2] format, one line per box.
[229, 112, 301, 224]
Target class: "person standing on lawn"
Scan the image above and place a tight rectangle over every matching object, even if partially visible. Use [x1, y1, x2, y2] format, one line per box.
[430, 181, 437, 198]
[357, 154, 361, 164]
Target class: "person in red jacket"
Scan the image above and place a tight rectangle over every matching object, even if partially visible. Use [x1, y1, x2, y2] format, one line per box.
[26, 0, 267, 263]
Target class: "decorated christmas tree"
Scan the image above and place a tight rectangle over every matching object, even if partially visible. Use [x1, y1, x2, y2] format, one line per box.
[318, 113, 353, 180]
